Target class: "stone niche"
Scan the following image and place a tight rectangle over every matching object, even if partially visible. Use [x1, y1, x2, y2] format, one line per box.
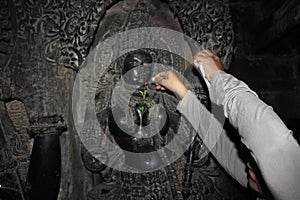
[0, 0, 254, 200]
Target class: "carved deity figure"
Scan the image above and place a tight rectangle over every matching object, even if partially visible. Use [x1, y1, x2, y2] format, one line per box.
[82, 1, 252, 200]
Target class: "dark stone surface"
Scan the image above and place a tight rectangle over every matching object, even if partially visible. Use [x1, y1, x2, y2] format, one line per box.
[228, 0, 300, 142]
[0, 0, 299, 199]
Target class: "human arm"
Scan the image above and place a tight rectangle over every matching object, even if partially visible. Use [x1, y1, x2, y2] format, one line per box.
[151, 60, 251, 189]
[194, 49, 300, 199]
[176, 89, 249, 187]
[153, 49, 300, 199]
[155, 73, 266, 194]
[151, 70, 188, 99]
[210, 70, 300, 200]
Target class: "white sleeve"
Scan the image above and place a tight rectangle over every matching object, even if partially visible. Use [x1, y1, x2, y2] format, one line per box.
[210, 71, 300, 200]
[177, 90, 248, 187]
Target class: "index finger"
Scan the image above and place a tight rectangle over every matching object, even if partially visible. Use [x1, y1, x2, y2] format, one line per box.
[247, 162, 253, 170]
[203, 49, 216, 56]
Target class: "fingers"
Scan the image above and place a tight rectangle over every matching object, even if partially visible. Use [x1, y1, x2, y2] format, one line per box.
[247, 162, 264, 195]
[194, 49, 214, 58]
[203, 49, 216, 57]
[247, 161, 253, 169]
[152, 70, 187, 99]
[248, 168, 261, 194]
[195, 50, 220, 64]
[193, 49, 213, 66]
[248, 168, 257, 181]
[249, 178, 261, 194]
[151, 71, 172, 91]
[194, 49, 219, 61]
[193, 51, 207, 66]
[247, 162, 256, 182]
[151, 71, 169, 84]
[155, 84, 165, 91]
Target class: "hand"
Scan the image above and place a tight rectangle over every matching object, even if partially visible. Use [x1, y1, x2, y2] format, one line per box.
[151, 70, 188, 99]
[193, 49, 224, 81]
[247, 162, 264, 196]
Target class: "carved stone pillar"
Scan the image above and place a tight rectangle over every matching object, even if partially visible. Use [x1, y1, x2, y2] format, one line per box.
[27, 116, 67, 200]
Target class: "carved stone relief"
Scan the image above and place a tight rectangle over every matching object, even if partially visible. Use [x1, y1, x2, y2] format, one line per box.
[0, 0, 254, 199]
[0, 0, 118, 199]
[167, 0, 235, 68]
[83, 0, 249, 200]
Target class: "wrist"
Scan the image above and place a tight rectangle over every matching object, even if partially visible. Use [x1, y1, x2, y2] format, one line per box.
[175, 85, 188, 99]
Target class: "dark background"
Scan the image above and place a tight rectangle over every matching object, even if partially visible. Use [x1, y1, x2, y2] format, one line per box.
[0, 0, 299, 199]
[229, 0, 300, 143]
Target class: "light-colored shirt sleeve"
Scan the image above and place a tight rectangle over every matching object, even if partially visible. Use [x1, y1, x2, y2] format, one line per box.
[210, 71, 300, 200]
[177, 91, 249, 187]
[177, 70, 300, 200]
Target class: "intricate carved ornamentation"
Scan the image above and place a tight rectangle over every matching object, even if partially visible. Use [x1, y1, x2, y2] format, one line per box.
[0, 0, 18, 70]
[85, 1, 245, 200]
[168, 0, 234, 68]
[17, 0, 117, 71]
[0, 101, 30, 199]
[28, 115, 67, 137]
[0, 0, 250, 199]
[0, 0, 118, 73]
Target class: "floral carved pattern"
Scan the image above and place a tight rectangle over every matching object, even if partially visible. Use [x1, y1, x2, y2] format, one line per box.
[168, 0, 234, 68]
[0, 0, 252, 199]
[9, 0, 119, 71]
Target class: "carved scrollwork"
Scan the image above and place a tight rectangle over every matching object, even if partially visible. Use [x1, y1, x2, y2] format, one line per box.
[9, 132, 31, 157]
[0, 0, 246, 199]
[0, 148, 18, 172]
[88, 1, 240, 199]
[168, 0, 234, 69]
[0, 0, 18, 71]
[11, 0, 119, 71]
[0, 98, 32, 198]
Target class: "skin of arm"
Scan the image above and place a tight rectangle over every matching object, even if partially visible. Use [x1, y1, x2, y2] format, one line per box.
[151, 70, 188, 99]
[152, 49, 223, 98]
